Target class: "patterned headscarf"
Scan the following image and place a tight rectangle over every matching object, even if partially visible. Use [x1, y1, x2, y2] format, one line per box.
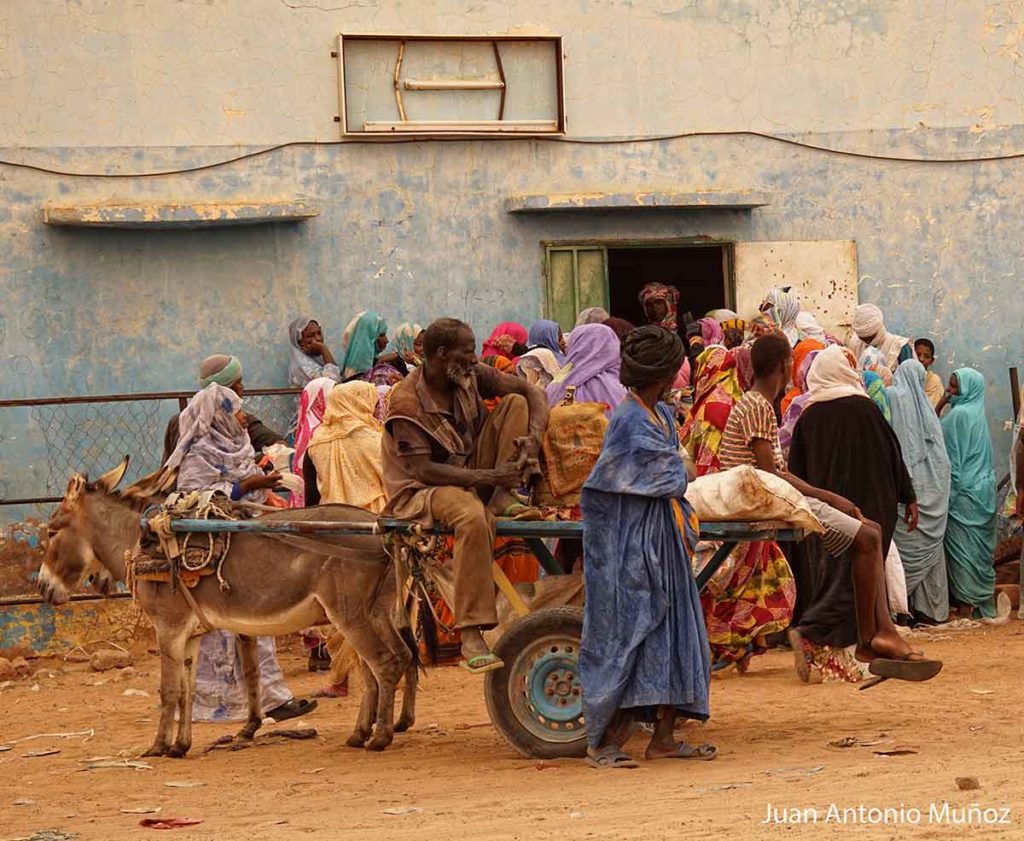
[164, 384, 264, 501]
[698, 317, 725, 346]
[858, 346, 894, 387]
[680, 345, 747, 476]
[639, 283, 680, 331]
[389, 323, 423, 365]
[289, 377, 336, 508]
[481, 322, 528, 361]
[748, 314, 777, 339]
[762, 288, 801, 346]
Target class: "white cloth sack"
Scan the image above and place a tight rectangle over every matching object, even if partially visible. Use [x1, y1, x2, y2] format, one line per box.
[885, 540, 910, 616]
[262, 442, 304, 493]
[684, 465, 824, 534]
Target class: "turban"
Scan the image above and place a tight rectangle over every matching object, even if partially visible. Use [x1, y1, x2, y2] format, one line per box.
[852, 303, 884, 340]
[620, 326, 686, 389]
[198, 354, 243, 388]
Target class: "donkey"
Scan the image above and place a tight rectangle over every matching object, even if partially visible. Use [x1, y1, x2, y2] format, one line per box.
[38, 458, 417, 757]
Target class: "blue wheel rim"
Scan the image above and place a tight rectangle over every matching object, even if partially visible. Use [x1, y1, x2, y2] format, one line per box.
[508, 634, 586, 745]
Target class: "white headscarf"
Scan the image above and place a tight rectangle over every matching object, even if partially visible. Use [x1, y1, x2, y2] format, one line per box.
[846, 304, 909, 371]
[803, 345, 868, 409]
[795, 311, 827, 343]
[165, 383, 264, 500]
[518, 347, 563, 379]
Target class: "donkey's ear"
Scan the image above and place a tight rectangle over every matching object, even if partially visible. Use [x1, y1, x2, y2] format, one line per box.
[64, 473, 88, 506]
[95, 456, 130, 494]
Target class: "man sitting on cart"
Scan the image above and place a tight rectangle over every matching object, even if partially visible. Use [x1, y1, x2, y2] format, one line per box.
[381, 317, 550, 674]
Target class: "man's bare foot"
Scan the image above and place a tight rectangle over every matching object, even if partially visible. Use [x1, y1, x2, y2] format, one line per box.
[855, 630, 921, 663]
[460, 627, 491, 661]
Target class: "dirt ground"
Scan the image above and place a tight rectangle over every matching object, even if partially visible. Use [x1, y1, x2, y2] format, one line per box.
[2, 623, 1022, 841]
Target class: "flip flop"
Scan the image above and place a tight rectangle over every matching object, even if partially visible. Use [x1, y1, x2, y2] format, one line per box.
[867, 655, 943, 683]
[266, 698, 318, 722]
[587, 747, 639, 769]
[459, 653, 505, 675]
[787, 628, 811, 684]
[139, 817, 203, 829]
[657, 742, 718, 761]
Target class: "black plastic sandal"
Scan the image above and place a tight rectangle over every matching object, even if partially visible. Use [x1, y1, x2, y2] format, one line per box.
[266, 698, 318, 722]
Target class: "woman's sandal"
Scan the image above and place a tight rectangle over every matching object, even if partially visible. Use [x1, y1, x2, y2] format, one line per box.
[660, 742, 718, 761]
[587, 747, 640, 769]
[867, 653, 943, 682]
[787, 628, 812, 684]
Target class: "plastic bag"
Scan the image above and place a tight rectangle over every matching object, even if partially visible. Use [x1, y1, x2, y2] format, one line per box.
[885, 540, 909, 616]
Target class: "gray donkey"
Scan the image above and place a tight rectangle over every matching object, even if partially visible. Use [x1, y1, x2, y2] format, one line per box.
[38, 458, 417, 757]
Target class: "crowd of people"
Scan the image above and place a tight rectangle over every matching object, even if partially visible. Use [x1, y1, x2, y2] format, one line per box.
[154, 284, 1011, 765]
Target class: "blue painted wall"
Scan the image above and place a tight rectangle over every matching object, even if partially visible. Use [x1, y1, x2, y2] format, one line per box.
[2, 1, 1023, 519]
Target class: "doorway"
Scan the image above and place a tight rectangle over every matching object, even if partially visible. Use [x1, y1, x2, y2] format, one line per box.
[607, 245, 730, 327]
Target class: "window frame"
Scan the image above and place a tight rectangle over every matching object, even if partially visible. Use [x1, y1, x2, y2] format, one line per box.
[336, 33, 566, 138]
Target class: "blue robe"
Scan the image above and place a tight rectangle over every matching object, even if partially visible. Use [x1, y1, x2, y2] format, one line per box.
[579, 396, 710, 750]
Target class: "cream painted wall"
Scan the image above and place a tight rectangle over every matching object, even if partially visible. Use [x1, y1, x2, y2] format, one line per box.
[3, 0, 1024, 147]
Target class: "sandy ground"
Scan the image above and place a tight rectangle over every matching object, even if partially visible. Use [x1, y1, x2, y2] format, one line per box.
[2, 623, 1022, 841]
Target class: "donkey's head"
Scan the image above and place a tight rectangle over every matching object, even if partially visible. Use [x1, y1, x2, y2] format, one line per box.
[38, 458, 133, 605]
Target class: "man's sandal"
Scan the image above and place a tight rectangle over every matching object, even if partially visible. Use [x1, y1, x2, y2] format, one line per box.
[459, 653, 505, 675]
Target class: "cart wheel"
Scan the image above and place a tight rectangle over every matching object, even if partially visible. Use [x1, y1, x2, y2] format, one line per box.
[484, 606, 587, 759]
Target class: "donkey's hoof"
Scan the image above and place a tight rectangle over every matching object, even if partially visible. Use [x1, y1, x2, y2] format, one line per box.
[142, 744, 169, 758]
[345, 733, 368, 749]
[394, 716, 414, 734]
[365, 730, 394, 752]
[167, 743, 190, 759]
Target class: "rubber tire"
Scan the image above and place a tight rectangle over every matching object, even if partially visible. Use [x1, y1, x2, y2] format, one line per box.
[484, 606, 587, 759]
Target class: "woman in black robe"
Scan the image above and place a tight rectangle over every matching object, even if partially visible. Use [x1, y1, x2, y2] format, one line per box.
[788, 348, 915, 651]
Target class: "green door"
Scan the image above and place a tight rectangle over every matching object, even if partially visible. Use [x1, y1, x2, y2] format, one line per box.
[545, 245, 609, 331]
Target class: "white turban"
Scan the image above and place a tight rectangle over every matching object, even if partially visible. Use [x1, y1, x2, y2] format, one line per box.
[852, 304, 884, 341]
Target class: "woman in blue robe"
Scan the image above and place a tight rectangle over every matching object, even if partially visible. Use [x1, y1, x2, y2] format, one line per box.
[580, 325, 715, 768]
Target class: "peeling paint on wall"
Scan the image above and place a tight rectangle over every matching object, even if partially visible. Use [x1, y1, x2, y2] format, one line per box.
[2, 1, 1024, 517]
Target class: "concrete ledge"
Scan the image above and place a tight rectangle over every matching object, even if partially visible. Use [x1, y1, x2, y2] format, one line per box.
[506, 190, 772, 213]
[42, 201, 320, 229]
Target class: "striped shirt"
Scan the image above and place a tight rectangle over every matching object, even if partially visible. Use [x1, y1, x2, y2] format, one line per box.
[719, 391, 785, 471]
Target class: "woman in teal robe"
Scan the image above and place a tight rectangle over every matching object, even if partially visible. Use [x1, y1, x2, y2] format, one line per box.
[941, 368, 997, 618]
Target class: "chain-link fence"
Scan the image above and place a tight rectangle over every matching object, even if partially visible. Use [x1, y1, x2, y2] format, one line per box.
[0, 387, 300, 507]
